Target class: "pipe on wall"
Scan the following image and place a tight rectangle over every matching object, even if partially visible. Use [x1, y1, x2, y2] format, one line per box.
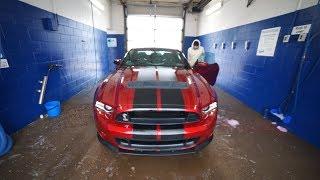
[120, 0, 128, 52]
[90, 1, 98, 83]
[38, 76, 48, 104]
[181, 8, 187, 51]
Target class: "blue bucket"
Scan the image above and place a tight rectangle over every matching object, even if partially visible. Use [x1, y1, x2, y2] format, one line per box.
[0, 124, 13, 157]
[44, 101, 61, 118]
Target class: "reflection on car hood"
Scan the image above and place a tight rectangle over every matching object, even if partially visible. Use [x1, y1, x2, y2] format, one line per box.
[127, 81, 188, 89]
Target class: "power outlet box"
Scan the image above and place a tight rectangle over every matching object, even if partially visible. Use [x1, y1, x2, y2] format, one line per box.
[298, 33, 307, 42]
[283, 35, 290, 43]
[221, 42, 226, 49]
[245, 41, 250, 51]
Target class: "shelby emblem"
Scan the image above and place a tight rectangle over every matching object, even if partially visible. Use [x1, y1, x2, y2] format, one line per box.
[122, 113, 129, 122]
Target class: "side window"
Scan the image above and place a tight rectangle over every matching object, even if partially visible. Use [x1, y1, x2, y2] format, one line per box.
[123, 50, 134, 66]
[123, 51, 130, 61]
[180, 52, 191, 69]
[181, 52, 187, 60]
[123, 50, 132, 61]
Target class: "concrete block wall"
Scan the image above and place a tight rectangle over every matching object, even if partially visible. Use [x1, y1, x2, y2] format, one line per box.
[0, 0, 123, 134]
[198, 4, 320, 147]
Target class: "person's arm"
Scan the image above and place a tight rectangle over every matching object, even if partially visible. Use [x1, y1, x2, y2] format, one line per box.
[187, 48, 193, 67]
[196, 48, 204, 62]
[187, 48, 191, 61]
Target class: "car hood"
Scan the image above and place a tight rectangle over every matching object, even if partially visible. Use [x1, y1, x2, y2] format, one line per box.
[97, 66, 216, 112]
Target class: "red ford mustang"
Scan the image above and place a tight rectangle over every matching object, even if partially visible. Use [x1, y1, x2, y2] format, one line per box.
[94, 48, 219, 155]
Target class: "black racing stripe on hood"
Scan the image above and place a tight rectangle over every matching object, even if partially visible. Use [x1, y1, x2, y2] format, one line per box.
[132, 67, 186, 108]
[133, 67, 157, 108]
[161, 89, 185, 109]
[133, 89, 157, 108]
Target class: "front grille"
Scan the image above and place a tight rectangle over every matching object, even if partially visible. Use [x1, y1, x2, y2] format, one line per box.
[132, 124, 185, 141]
[116, 111, 199, 125]
[116, 138, 199, 151]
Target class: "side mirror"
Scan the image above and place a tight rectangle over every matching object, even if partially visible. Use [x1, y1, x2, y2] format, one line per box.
[114, 59, 122, 65]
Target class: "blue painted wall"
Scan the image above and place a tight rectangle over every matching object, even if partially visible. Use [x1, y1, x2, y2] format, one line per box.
[0, 0, 123, 134]
[198, 5, 320, 147]
[107, 34, 125, 71]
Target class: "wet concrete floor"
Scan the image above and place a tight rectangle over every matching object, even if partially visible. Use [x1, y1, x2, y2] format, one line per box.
[0, 86, 320, 179]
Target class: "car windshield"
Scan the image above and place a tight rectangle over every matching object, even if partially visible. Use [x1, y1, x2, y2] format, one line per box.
[122, 49, 189, 68]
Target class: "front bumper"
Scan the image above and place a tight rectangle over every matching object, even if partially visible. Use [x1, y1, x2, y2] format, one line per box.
[94, 109, 217, 156]
[97, 133, 213, 156]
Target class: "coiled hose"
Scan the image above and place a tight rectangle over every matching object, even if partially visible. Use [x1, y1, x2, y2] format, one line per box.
[0, 124, 12, 157]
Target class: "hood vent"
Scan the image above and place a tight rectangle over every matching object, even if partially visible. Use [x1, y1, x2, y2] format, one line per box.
[127, 81, 189, 89]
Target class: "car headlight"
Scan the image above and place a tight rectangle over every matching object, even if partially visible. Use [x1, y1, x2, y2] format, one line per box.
[95, 101, 113, 112]
[202, 102, 217, 114]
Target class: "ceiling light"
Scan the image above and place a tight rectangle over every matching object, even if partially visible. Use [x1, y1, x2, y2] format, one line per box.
[90, 0, 105, 11]
[205, 1, 222, 16]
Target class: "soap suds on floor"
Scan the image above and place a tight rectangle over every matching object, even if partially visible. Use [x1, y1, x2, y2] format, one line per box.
[227, 119, 240, 128]
[277, 126, 288, 133]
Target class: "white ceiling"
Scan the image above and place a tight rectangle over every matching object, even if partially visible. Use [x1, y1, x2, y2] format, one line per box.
[120, 0, 201, 7]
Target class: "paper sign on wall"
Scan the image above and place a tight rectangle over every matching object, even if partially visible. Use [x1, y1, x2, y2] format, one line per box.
[257, 27, 281, 57]
[291, 24, 311, 35]
[107, 38, 117, 47]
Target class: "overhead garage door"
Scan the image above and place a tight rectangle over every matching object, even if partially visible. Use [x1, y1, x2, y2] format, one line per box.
[127, 15, 183, 50]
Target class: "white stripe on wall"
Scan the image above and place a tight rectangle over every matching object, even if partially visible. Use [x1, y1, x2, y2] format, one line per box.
[19, 0, 113, 33]
[197, 0, 319, 36]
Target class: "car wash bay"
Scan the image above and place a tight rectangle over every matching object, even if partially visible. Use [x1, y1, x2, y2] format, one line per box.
[0, 0, 320, 179]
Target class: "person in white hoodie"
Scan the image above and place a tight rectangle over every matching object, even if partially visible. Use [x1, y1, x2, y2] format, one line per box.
[187, 39, 205, 67]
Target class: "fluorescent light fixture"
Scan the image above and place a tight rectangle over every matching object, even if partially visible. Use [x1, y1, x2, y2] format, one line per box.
[90, 0, 105, 11]
[205, 1, 222, 16]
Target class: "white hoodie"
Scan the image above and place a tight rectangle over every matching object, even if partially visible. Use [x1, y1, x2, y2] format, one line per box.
[187, 39, 205, 67]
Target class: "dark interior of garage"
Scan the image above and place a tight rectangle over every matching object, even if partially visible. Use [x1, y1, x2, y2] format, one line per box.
[0, 0, 320, 179]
